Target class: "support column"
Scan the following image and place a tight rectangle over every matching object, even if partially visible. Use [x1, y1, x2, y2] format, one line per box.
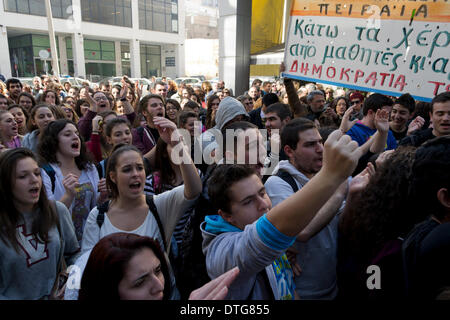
[72, 32, 86, 78]
[58, 35, 69, 75]
[70, 0, 85, 78]
[115, 41, 122, 76]
[0, 26, 12, 78]
[218, 0, 252, 96]
[130, 39, 141, 78]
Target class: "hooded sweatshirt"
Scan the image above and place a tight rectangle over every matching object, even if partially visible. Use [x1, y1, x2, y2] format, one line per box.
[0, 201, 80, 300]
[264, 160, 340, 299]
[196, 96, 249, 161]
[201, 214, 297, 300]
[22, 129, 40, 154]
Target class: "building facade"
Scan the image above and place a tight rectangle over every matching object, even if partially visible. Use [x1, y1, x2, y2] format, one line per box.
[0, 0, 186, 80]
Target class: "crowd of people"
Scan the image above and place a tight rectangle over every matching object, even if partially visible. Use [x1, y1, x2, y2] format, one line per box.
[0, 64, 449, 301]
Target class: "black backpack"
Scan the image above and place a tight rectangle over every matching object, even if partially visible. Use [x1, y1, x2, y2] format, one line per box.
[175, 164, 216, 299]
[42, 164, 57, 193]
[276, 169, 299, 192]
[96, 194, 168, 252]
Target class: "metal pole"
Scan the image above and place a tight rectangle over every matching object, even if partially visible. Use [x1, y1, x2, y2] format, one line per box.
[44, 0, 60, 81]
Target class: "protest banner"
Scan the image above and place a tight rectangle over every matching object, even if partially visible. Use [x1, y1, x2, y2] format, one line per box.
[282, 0, 450, 101]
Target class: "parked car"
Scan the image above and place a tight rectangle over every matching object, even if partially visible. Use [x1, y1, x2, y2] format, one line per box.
[175, 77, 201, 86]
[17, 77, 34, 87]
[60, 76, 91, 88]
[190, 75, 206, 81]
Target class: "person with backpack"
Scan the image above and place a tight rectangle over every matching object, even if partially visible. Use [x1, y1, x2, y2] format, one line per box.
[264, 117, 348, 299]
[38, 119, 103, 244]
[201, 128, 371, 300]
[80, 118, 202, 299]
[0, 148, 79, 299]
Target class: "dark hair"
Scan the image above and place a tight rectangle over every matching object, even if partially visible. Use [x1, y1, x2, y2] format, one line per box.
[281, 118, 316, 150]
[78, 232, 171, 300]
[394, 93, 415, 113]
[431, 91, 450, 113]
[306, 90, 325, 103]
[75, 99, 89, 117]
[206, 94, 220, 129]
[362, 93, 393, 116]
[413, 101, 431, 123]
[220, 121, 259, 160]
[105, 144, 143, 199]
[105, 117, 131, 138]
[262, 93, 279, 108]
[153, 139, 177, 192]
[251, 79, 262, 87]
[152, 81, 166, 90]
[165, 99, 181, 111]
[265, 103, 292, 121]
[138, 94, 165, 114]
[329, 96, 350, 114]
[339, 147, 420, 260]
[38, 119, 92, 170]
[99, 81, 110, 90]
[409, 136, 450, 221]
[5, 78, 22, 91]
[18, 91, 37, 109]
[178, 111, 198, 128]
[40, 89, 61, 106]
[208, 164, 258, 214]
[0, 148, 58, 252]
[7, 104, 29, 134]
[27, 104, 56, 132]
[183, 100, 200, 113]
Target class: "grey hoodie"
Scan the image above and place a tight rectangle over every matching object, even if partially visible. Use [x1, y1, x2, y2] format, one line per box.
[196, 97, 249, 161]
[201, 214, 296, 300]
[22, 129, 40, 154]
[0, 201, 80, 300]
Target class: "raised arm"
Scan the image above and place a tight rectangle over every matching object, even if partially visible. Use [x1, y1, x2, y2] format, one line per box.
[370, 108, 390, 154]
[280, 62, 308, 118]
[266, 130, 372, 237]
[153, 117, 202, 200]
[120, 79, 136, 115]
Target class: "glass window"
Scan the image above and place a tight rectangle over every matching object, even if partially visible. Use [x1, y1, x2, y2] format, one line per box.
[138, 0, 178, 33]
[81, 0, 131, 27]
[4, 0, 71, 18]
[140, 44, 161, 78]
[18, 0, 30, 14]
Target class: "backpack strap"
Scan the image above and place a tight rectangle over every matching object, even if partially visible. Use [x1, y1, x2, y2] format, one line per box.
[145, 194, 168, 252]
[276, 170, 299, 193]
[42, 164, 56, 193]
[96, 200, 110, 229]
[96, 159, 108, 180]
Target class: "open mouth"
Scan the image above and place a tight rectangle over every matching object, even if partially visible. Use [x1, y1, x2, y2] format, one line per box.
[71, 141, 80, 150]
[29, 186, 40, 197]
[129, 182, 142, 190]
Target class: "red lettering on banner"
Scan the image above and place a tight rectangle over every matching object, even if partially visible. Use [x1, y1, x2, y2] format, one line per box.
[354, 70, 365, 83]
[326, 66, 336, 78]
[290, 60, 298, 72]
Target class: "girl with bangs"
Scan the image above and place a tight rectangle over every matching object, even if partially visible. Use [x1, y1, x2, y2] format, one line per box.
[38, 119, 107, 243]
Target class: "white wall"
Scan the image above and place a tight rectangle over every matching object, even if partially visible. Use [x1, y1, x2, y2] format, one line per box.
[0, 0, 186, 79]
[185, 39, 219, 79]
